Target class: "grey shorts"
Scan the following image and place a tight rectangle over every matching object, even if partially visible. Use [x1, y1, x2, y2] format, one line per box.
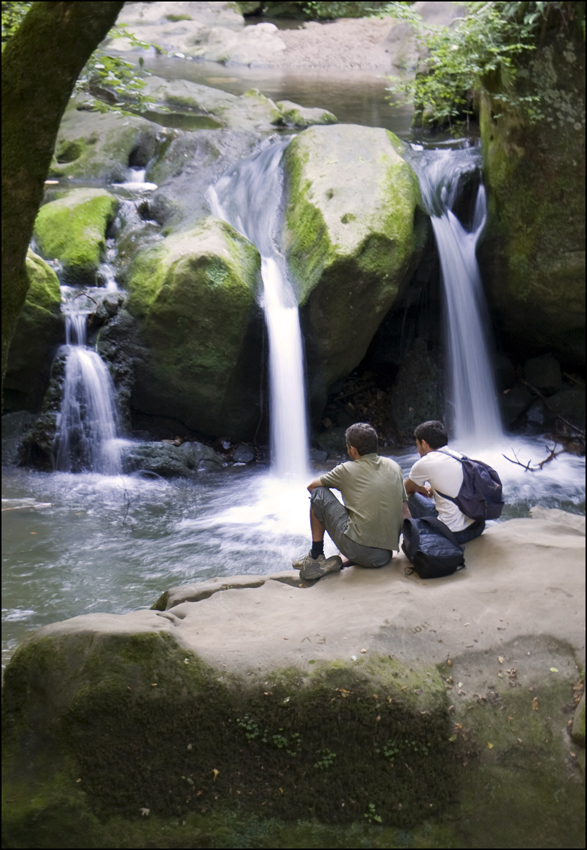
[310, 487, 392, 569]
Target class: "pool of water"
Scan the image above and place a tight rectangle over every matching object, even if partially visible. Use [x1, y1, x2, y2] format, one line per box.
[2, 434, 584, 668]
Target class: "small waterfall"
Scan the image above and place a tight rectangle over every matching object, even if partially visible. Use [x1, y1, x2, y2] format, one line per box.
[207, 139, 309, 477]
[55, 288, 122, 474]
[409, 145, 503, 446]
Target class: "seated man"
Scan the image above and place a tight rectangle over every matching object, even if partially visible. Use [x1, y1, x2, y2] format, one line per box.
[294, 423, 409, 581]
[404, 420, 485, 545]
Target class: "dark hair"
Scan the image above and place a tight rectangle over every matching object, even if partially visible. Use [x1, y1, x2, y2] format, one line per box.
[345, 423, 378, 456]
[414, 420, 448, 449]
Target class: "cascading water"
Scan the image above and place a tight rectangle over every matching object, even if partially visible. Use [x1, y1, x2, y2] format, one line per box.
[54, 287, 122, 475]
[207, 138, 310, 478]
[408, 144, 503, 447]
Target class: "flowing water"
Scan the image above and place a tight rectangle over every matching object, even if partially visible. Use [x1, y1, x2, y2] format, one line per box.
[407, 143, 502, 447]
[54, 288, 123, 475]
[207, 138, 310, 478]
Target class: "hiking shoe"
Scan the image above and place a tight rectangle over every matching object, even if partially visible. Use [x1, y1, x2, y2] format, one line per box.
[300, 555, 342, 581]
[292, 552, 325, 570]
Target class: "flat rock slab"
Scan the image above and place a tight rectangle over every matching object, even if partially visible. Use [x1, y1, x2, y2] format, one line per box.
[39, 509, 585, 675]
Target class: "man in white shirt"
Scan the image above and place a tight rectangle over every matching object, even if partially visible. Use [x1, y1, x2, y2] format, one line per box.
[404, 420, 485, 545]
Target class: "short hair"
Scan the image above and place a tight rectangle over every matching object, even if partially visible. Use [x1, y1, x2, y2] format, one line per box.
[414, 420, 448, 449]
[345, 423, 378, 456]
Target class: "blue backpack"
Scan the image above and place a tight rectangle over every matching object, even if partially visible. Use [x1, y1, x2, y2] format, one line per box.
[402, 516, 465, 579]
[435, 452, 504, 521]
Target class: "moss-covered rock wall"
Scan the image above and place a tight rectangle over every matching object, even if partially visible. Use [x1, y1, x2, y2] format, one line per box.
[478, 26, 585, 370]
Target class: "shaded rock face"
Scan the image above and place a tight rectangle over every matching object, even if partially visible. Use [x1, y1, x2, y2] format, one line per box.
[388, 337, 444, 443]
[282, 124, 428, 416]
[48, 103, 166, 183]
[479, 26, 585, 371]
[33, 189, 120, 285]
[122, 440, 223, 477]
[125, 217, 265, 440]
[4, 250, 64, 413]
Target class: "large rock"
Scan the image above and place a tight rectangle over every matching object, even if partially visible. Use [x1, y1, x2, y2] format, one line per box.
[479, 24, 585, 370]
[105, 1, 288, 66]
[282, 124, 427, 414]
[48, 102, 166, 182]
[33, 189, 120, 285]
[4, 250, 64, 413]
[125, 217, 265, 439]
[122, 439, 224, 477]
[2, 509, 584, 847]
[134, 75, 337, 133]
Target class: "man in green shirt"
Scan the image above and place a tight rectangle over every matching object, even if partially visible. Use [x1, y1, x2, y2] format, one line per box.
[293, 423, 410, 581]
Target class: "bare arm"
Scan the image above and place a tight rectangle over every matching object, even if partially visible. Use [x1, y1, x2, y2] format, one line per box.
[307, 478, 324, 493]
[404, 477, 432, 497]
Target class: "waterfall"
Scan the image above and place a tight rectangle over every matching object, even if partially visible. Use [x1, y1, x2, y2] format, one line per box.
[54, 288, 122, 474]
[207, 139, 310, 477]
[409, 145, 503, 446]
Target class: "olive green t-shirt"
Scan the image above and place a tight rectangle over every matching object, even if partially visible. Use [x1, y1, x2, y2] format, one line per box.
[320, 453, 407, 551]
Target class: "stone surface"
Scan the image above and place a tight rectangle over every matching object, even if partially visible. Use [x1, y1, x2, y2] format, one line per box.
[4, 250, 64, 413]
[122, 440, 223, 477]
[283, 124, 427, 415]
[48, 103, 165, 182]
[2, 510, 584, 847]
[479, 27, 585, 370]
[33, 189, 120, 285]
[524, 353, 562, 396]
[125, 216, 265, 440]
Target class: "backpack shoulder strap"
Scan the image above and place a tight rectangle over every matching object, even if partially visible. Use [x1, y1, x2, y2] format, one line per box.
[418, 516, 463, 549]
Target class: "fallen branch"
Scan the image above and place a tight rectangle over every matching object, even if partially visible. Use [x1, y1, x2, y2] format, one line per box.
[520, 378, 586, 438]
[72, 291, 99, 308]
[502, 443, 566, 472]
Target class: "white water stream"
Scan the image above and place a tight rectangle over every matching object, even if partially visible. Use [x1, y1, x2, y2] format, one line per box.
[409, 144, 502, 448]
[54, 287, 122, 475]
[207, 138, 310, 479]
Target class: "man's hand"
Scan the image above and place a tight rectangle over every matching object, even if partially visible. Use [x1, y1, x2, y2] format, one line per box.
[307, 478, 323, 493]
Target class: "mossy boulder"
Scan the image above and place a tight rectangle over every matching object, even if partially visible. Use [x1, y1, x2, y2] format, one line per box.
[282, 124, 427, 414]
[1, 616, 453, 846]
[125, 217, 265, 439]
[49, 102, 165, 182]
[479, 28, 585, 370]
[33, 189, 120, 285]
[4, 250, 64, 413]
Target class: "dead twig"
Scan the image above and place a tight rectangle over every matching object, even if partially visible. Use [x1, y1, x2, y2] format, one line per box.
[72, 291, 99, 308]
[502, 442, 566, 472]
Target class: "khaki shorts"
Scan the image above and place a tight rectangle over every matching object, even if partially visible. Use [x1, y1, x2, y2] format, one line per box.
[310, 487, 392, 569]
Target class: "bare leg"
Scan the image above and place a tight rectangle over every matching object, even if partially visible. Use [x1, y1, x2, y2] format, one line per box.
[310, 505, 326, 543]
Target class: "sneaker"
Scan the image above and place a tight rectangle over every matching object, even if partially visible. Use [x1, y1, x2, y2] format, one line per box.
[292, 552, 325, 570]
[300, 555, 342, 581]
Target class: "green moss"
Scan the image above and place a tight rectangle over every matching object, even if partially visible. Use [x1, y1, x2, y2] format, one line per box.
[33, 189, 120, 285]
[55, 138, 88, 164]
[165, 13, 192, 21]
[124, 218, 261, 429]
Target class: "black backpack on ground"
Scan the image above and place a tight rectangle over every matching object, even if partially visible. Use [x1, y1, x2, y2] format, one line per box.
[435, 451, 504, 521]
[401, 516, 465, 579]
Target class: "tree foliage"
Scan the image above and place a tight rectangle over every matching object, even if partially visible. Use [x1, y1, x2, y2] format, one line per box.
[382, 1, 585, 130]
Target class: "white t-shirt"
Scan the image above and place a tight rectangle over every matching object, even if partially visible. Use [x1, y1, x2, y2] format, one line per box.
[408, 448, 475, 532]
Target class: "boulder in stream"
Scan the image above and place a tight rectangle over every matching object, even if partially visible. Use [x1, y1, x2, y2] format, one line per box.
[33, 189, 120, 285]
[125, 216, 264, 440]
[282, 124, 428, 413]
[4, 250, 64, 413]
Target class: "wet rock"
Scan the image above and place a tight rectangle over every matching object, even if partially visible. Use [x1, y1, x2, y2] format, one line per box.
[233, 444, 256, 464]
[524, 353, 562, 396]
[546, 387, 585, 431]
[122, 440, 223, 477]
[33, 189, 120, 285]
[4, 250, 64, 414]
[500, 386, 533, 425]
[309, 447, 328, 463]
[389, 338, 443, 443]
[125, 217, 265, 440]
[283, 124, 427, 414]
[1, 411, 36, 466]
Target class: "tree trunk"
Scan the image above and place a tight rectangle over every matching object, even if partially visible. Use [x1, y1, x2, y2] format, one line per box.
[1, 1, 125, 401]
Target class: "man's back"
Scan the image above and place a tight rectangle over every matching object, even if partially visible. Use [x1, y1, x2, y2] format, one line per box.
[320, 454, 406, 550]
[409, 448, 474, 531]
